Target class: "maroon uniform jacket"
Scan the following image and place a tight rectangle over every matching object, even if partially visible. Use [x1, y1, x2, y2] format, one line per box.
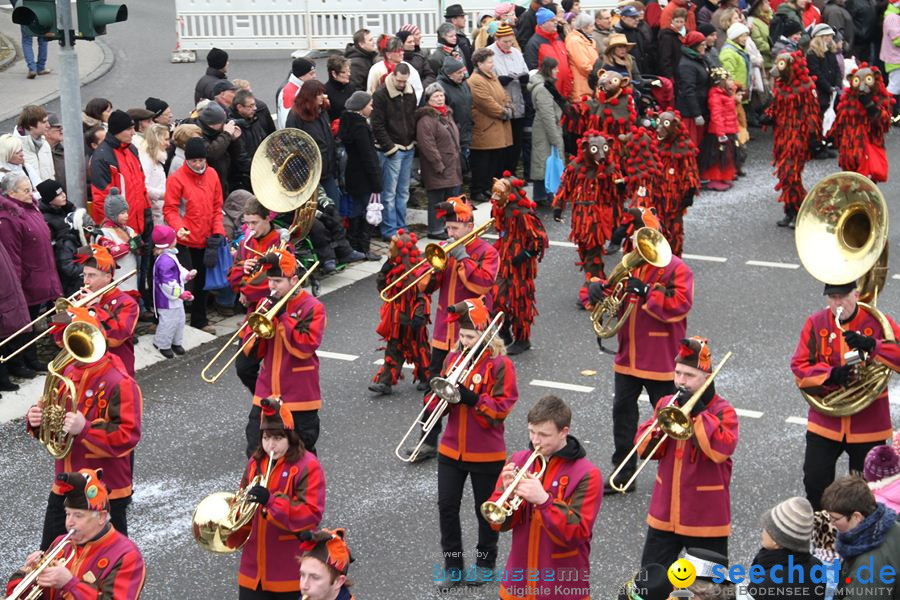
[228, 228, 282, 305]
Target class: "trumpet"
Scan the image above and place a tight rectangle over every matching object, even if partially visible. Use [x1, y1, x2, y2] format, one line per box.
[379, 219, 494, 303]
[201, 261, 319, 383]
[480, 447, 547, 526]
[607, 352, 732, 493]
[0, 269, 137, 363]
[6, 530, 76, 600]
[395, 312, 504, 462]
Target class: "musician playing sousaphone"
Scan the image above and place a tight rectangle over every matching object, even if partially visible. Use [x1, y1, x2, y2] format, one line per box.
[299, 528, 355, 600]
[237, 398, 325, 600]
[488, 395, 602, 600]
[6, 468, 145, 599]
[26, 308, 142, 551]
[790, 279, 900, 510]
[427, 297, 517, 591]
[634, 337, 738, 569]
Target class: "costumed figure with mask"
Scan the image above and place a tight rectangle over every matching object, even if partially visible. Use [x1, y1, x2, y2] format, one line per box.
[566, 69, 637, 138]
[655, 112, 700, 257]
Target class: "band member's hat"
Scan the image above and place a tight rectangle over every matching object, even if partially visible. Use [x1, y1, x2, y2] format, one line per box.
[617, 563, 672, 600]
[260, 397, 295, 431]
[51, 305, 103, 336]
[436, 195, 473, 223]
[300, 528, 354, 575]
[260, 247, 298, 278]
[447, 297, 490, 331]
[675, 336, 712, 372]
[75, 244, 116, 273]
[57, 468, 110, 512]
[623, 205, 660, 233]
[823, 281, 857, 296]
[684, 547, 732, 583]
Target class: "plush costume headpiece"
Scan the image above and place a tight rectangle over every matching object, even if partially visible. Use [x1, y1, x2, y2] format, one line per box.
[300, 528, 354, 575]
[447, 297, 490, 331]
[435, 195, 473, 223]
[57, 468, 110, 512]
[260, 397, 295, 431]
[675, 336, 712, 372]
[74, 244, 116, 273]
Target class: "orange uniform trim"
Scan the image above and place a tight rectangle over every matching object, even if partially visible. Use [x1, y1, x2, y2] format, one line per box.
[693, 421, 730, 464]
[646, 514, 732, 537]
[613, 363, 675, 381]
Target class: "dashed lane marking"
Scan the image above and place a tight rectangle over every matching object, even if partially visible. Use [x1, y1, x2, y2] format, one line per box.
[549, 240, 577, 248]
[893, 274, 900, 281]
[530, 379, 595, 393]
[786, 416, 808, 426]
[735, 408, 763, 419]
[683, 254, 728, 263]
[317, 351, 359, 361]
[745, 260, 800, 270]
[372, 359, 414, 370]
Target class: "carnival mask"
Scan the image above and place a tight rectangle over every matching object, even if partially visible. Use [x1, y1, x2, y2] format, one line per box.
[849, 67, 876, 96]
[596, 69, 630, 96]
[655, 112, 680, 142]
[583, 134, 610, 164]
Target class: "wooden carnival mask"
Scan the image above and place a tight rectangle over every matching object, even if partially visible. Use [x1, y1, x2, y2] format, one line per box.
[490, 177, 514, 209]
[582, 134, 611, 165]
[655, 111, 681, 142]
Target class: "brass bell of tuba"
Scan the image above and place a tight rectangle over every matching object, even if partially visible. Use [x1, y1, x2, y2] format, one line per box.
[794, 171, 893, 417]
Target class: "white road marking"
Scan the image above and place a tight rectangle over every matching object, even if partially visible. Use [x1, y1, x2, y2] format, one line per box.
[745, 260, 800, 270]
[786, 416, 808, 426]
[318, 351, 359, 361]
[735, 408, 763, 419]
[529, 379, 595, 393]
[372, 359, 414, 370]
[683, 254, 728, 263]
[893, 274, 900, 281]
[549, 240, 577, 248]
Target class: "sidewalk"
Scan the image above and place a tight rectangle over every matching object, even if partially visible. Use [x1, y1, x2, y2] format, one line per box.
[0, 5, 113, 123]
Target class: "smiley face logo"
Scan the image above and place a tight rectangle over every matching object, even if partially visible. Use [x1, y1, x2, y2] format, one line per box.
[668, 558, 696, 588]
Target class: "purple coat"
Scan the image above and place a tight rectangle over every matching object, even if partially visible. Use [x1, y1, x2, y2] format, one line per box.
[153, 249, 187, 312]
[0, 193, 62, 306]
[0, 237, 29, 337]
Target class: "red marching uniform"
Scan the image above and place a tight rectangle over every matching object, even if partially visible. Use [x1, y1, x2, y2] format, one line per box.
[236, 452, 326, 594]
[228, 228, 283, 306]
[489, 438, 603, 600]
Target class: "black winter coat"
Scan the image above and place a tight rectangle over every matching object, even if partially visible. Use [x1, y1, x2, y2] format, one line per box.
[456, 30, 474, 72]
[39, 199, 75, 242]
[616, 22, 651, 74]
[337, 111, 382, 197]
[846, 0, 878, 43]
[405, 49, 437, 87]
[438, 72, 474, 148]
[199, 121, 247, 197]
[345, 43, 378, 92]
[806, 51, 842, 113]
[229, 104, 275, 164]
[324, 79, 355, 122]
[53, 228, 85, 296]
[676, 48, 711, 118]
[657, 28, 683, 83]
[194, 67, 228, 104]
[286, 110, 339, 180]
[747, 548, 825, 600]
[517, 8, 538, 48]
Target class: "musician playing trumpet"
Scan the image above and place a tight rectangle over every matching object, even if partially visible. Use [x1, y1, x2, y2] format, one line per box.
[634, 337, 738, 569]
[299, 528, 355, 600]
[429, 298, 517, 592]
[488, 396, 602, 600]
[237, 398, 326, 600]
[5, 468, 145, 600]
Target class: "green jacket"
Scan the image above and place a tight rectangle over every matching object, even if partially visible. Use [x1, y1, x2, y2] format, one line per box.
[720, 40, 750, 91]
[750, 17, 773, 71]
[838, 522, 900, 599]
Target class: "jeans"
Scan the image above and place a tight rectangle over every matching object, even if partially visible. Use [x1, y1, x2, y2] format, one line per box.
[426, 186, 460, 235]
[321, 175, 341, 204]
[21, 30, 47, 72]
[378, 148, 414, 238]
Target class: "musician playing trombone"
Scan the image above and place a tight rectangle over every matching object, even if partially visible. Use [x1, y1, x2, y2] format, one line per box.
[634, 337, 738, 570]
[238, 398, 325, 600]
[5, 468, 145, 600]
[428, 298, 518, 592]
[487, 395, 602, 600]
[242, 248, 326, 457]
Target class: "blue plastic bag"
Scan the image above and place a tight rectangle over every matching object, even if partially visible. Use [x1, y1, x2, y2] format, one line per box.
[203, 238, 234, 291]
[544, 147, 564, 195]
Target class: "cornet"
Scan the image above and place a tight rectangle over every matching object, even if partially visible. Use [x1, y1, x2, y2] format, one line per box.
[480, 447, 547, 526]
[6, 530, 76, 600]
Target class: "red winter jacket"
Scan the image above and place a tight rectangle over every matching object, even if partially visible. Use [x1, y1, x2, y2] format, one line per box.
[706, 86, 739, 136]
[89, 137, 150, 234]
[163, 162, 225, 249]
[536, 29, 574, 99]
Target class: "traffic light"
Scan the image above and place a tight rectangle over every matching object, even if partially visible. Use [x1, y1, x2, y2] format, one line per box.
[75, 0, 127, 40]
[11, 0, 59, 39]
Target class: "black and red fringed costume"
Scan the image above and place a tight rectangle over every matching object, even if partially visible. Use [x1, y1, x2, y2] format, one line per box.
[655, 111, 700, 257]
[565, 70, 638, 139]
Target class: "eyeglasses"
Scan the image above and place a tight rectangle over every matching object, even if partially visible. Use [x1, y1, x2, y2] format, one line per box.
[828, 513, 848, 524]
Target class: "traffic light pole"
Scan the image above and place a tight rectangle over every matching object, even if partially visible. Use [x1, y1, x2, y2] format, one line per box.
[56, 0, 86, 209]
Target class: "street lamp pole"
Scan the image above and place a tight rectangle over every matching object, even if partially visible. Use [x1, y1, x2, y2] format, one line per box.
[55, 0, 86, 209]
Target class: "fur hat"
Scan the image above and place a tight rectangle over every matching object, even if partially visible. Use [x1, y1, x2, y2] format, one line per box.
[58, 468, 110, 512]
[106, 109, 133, 136]
[675, 336, 712, 372]
[145, 96, 169, 117]
[300, 528, 354, 575]
[103, 187, 128, 222]
[763, 496, 815, 553]
[74, 244, 116, 273]
[447, 297, 490, 331]
[260, 397, 295, 431]
[435, 195, 473, 223]
[36, 178, 64, 204]
[345, 91, 372, 112]
[184, 137, 208, 160]
[864, 444, 900, 482]
[207, 47, 228, 70]
[152, 224, 176, 248]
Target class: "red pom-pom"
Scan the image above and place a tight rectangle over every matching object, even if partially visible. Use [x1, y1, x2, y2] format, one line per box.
[397, 228, 405, 235]
[508, 193, 516, 201]
[593, 257, 601, 264]
[512, 209, 520, 216]
[502, 170, 512, 177]
[519, 189, 527, 197]
[401, 248, 409, 255]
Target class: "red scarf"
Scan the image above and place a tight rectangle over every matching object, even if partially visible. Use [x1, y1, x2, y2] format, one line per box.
[434, 105, 448, 115]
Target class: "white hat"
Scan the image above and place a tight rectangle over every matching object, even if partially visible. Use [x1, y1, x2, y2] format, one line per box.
[727, 22, 750, 40]
[811, 23, 836, 37]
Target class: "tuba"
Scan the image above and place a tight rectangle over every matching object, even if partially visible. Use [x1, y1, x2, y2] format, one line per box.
[591, 227, 672, 338]
[40, 321, 107, 459]
[795, 171, 893, 417]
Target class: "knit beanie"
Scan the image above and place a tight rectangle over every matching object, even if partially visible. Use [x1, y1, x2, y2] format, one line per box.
[345, 91, 372, 112]
[863, 444, 900, 483]
[441, 56, 466, 76]
[536, 7, 555, 25]
[763, 496, 815, 553]
[207, 47, 228, 70]
[36, 178, 64, 204]
[184, 137, 208, 160]
[199, 102, 227, 126]
[144, 97, 169, 118]
[103, 187, 129, 221]
[399, 23, 420, 35]
[697, 23, 716, 36]
[727, 22, 750, 40]
[292, 57, 315, 78]
[781, 19, 803, 38]
[106, 110, 133, 136]
[495, 23, 515, 38]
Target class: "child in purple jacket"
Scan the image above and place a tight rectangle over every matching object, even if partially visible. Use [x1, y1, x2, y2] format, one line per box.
[152, 224, 195, 358]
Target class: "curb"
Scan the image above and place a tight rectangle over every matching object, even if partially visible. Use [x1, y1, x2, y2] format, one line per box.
[0, 37, 115, 123]
[0, 32, 16, 72]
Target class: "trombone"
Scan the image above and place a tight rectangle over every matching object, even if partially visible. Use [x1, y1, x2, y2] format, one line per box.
[6, 530, 76, 600]
[480, 446, 547, 526]
[0, 269, 137, 363]
[607, 351, 732, 494]
[379, 219, 495, 303]
[395, 312, 504, 462]
[201, 262, 319, 383]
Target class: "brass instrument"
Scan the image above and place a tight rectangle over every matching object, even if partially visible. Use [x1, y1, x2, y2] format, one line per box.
[6, 530, 76, 600]
[480, 447, 547, 525]
[591, 228, 672, 338]
[0, 269, 136, 363]
[607, 352, 732, 494]
[395, 312, 504, 462]
[795, 171, 893, 417]
[201, 262, 319, 383]
[192, 452, 276, 554]
[379, 219, 495, 303]
[40, 321, 107, 459]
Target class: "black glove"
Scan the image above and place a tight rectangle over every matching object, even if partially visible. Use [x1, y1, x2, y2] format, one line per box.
[457, 385, 479, 406]
[518, 73, 530, 86]
[615, 180, 627, 193]
[588, 281, 606, 303]
[826, 364, 853, 386]
[553, 208, 563, 222]
[682, 189, 696, 209]
[411, 314, 426, 330]
[511, 250, 530, 266]
[497, 75, 513, 86]
[625, 277, 649, 298]
[128, 235, 142, 254]
[861, 95, 880, 119]
[843, 330, 876, 354]
[246, 484, 270, 506]
[204, 235, 222, 268]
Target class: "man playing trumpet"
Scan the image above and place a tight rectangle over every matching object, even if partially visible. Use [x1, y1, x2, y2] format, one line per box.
[6, 468, 145, 599]
[299, 528, 355, 600]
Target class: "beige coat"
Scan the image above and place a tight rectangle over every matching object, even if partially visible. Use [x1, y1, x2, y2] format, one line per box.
[468, 69, 513, 150]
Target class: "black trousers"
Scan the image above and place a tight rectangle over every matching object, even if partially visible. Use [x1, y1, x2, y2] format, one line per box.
[470, 148, 506, 199]
[423, 346, 449, 447]
[437, 458, 502, 570]
[347, 193, 372, 254]
[176, 245, 209, 328]
[640, 526, 728, 569]
[503, 118, 525, 175]
[41, 492, 130, 550]
[238, 585, 299, 600]
[612, 373, 675, 476]
[245, 404, 320, 458]
[803, 431, 884, 511]
[235, 350, 262, 395]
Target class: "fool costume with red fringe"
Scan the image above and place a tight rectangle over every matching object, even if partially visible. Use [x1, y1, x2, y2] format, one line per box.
[656, 112, 700, 257]
[618, 127, 665, 208]
[565, 71, 638, 138]
[490, 175, 549, 344]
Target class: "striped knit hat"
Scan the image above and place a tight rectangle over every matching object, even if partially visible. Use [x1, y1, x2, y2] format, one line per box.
[763, 496, 814, 553]
[495, 23, 515, 38]
[863, 444, 900, 482]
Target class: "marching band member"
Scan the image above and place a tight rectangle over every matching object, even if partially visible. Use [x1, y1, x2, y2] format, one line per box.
[237, 398, 326, 600]
[6, 468, 146, 600]
[635, 337, 739, 568]
[790, 281, 900, 510]
[299, 528, 355, 600]
[369, 229, 431, 396]
[229, 197, 282, 394]
[429, 298, 518, 591]
[403, 194, 499, 462]
[590, 211, 694, 494]
[27, 308, 142, 550]
[489, 395, 602, 600]
[242, 247, 326, 457]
